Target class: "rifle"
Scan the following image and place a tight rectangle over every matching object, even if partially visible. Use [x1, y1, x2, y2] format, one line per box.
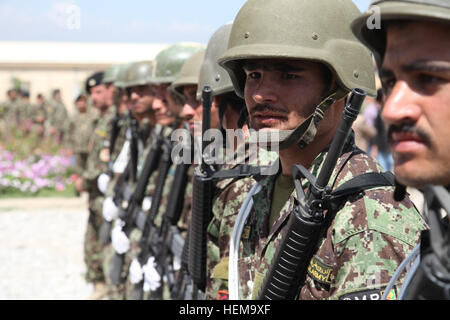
[153, 159, 192, 296]
[257, 88, 367, 300]
[98, 112, 139, 246]
[128, 110, 139, 183]
[129, 128, 174, 300]
[109, 126, 164, 286]
[187, 86, 215, 299]
[99, 161, 131, 245]
[107, 105, 123, 175]
[400, 185, 450, 300]
[169, 227, 192, 300]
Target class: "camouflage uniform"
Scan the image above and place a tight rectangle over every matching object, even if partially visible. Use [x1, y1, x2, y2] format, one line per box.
[29, 100, 49, 137]
[47, 98, 69, 142]
[235, 137, 425, 300]
[82, 106, 116, 284]
[67, 106, 98, 176]
[205, 146, 277, 300]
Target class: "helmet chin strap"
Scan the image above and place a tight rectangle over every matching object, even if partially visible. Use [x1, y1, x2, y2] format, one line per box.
[248, 87, 348, 151]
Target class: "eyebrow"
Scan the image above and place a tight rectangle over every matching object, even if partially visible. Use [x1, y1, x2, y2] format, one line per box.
[243, 62, 306, 73]
[403, 60, 450, 73]
[380, 60, 450, 78]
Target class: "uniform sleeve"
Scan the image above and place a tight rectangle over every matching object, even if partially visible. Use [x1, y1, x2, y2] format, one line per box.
[300, 186, 425, 300]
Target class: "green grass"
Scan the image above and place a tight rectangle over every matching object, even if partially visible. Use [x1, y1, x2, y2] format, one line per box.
[0, 184, 77, 199]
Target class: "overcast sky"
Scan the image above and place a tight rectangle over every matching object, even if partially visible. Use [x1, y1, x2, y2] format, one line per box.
[0, 0, 372, 44]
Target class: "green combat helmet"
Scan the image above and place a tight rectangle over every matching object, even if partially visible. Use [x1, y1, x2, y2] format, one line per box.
[351, 0, 450, 64]
[113, 63, 133, 89]
[151, 42, 206, 85]
[122, 60, 155, 89]
[196, 23, 234, 101]
[170, 49, 206, 97]
[102, 64, 122, 85]
[218, 0, 376, 150]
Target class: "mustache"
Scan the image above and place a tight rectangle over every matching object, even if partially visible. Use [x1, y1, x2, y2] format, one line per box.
[387, 123, 432, 146]
[250, 104, 288, 116]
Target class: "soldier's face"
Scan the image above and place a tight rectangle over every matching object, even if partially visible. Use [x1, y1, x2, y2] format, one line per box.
[76, 99, 87, 113]
[381, 21, 450, 188]
[243, 58, 337, 135]
[90, 84, 109, 110]
[129, 85, 154, 117]
[105, 83, 115, 107]
[182, 85, 201, 132]
[152, 83, 179, 126]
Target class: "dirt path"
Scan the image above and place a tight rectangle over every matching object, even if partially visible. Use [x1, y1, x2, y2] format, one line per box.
[0, 193, 94, 300]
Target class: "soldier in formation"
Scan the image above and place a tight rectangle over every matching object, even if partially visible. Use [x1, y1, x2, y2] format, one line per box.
[5, 0, 448, 301]
[352, 0, 450, 300]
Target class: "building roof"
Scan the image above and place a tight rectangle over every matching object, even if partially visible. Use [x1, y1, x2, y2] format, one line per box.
[0, 41, 169, 68]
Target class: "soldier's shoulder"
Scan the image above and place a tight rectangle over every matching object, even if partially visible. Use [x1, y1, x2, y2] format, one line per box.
[332, 151, 425, 247]
[334, 149, 383, 187]
[213, 176, 256, 221]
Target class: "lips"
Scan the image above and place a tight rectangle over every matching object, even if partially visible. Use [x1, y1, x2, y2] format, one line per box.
[252, 112, 287, 123]
[390, 132, 428, 154]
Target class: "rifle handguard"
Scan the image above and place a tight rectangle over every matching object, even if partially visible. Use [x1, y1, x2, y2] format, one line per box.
[257, 203, 324, 299]
[188, 170, 213, 291]
[110, 252, 125, 287]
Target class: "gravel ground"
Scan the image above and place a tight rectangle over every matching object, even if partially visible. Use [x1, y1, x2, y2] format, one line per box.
[0, 194, 94, 300]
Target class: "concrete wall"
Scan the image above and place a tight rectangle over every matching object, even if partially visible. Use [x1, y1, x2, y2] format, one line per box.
[0, 41, 169, 114]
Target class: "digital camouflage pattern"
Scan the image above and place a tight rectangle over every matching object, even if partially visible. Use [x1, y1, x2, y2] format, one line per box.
[205, 145, 278, 300]
[47, 98, 70, 143]
[67, 106, 98, 176]
[236, 136, 425, 300]
[83, 106, 116, 284]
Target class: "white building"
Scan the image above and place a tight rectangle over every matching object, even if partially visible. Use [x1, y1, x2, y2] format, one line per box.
[0, 41, 168, 113]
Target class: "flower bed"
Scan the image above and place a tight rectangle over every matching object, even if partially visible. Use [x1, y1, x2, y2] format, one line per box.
[0, 149, 76, 197]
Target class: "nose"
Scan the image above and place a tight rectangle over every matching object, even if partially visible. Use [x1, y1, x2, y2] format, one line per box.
[382, 80, 422, 127]
[182, 102, 195, 120]
[130, 91, 139, 102]
[250, 74, 278, 105]
[152, 97, 163, 112]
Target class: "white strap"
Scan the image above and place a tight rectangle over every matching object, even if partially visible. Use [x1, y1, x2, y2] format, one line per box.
[113, 140, 130, 174]
[228, 182, 262, 300]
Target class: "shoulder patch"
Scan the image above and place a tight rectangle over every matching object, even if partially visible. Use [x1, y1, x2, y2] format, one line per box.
[211, 257, 229, 280]
[307, 255, 334, 285]
[217, 290, 229, 300]
[96, 129, 108, 138]
[338, 286, 398, 300]
[242, 225, 251, 240]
